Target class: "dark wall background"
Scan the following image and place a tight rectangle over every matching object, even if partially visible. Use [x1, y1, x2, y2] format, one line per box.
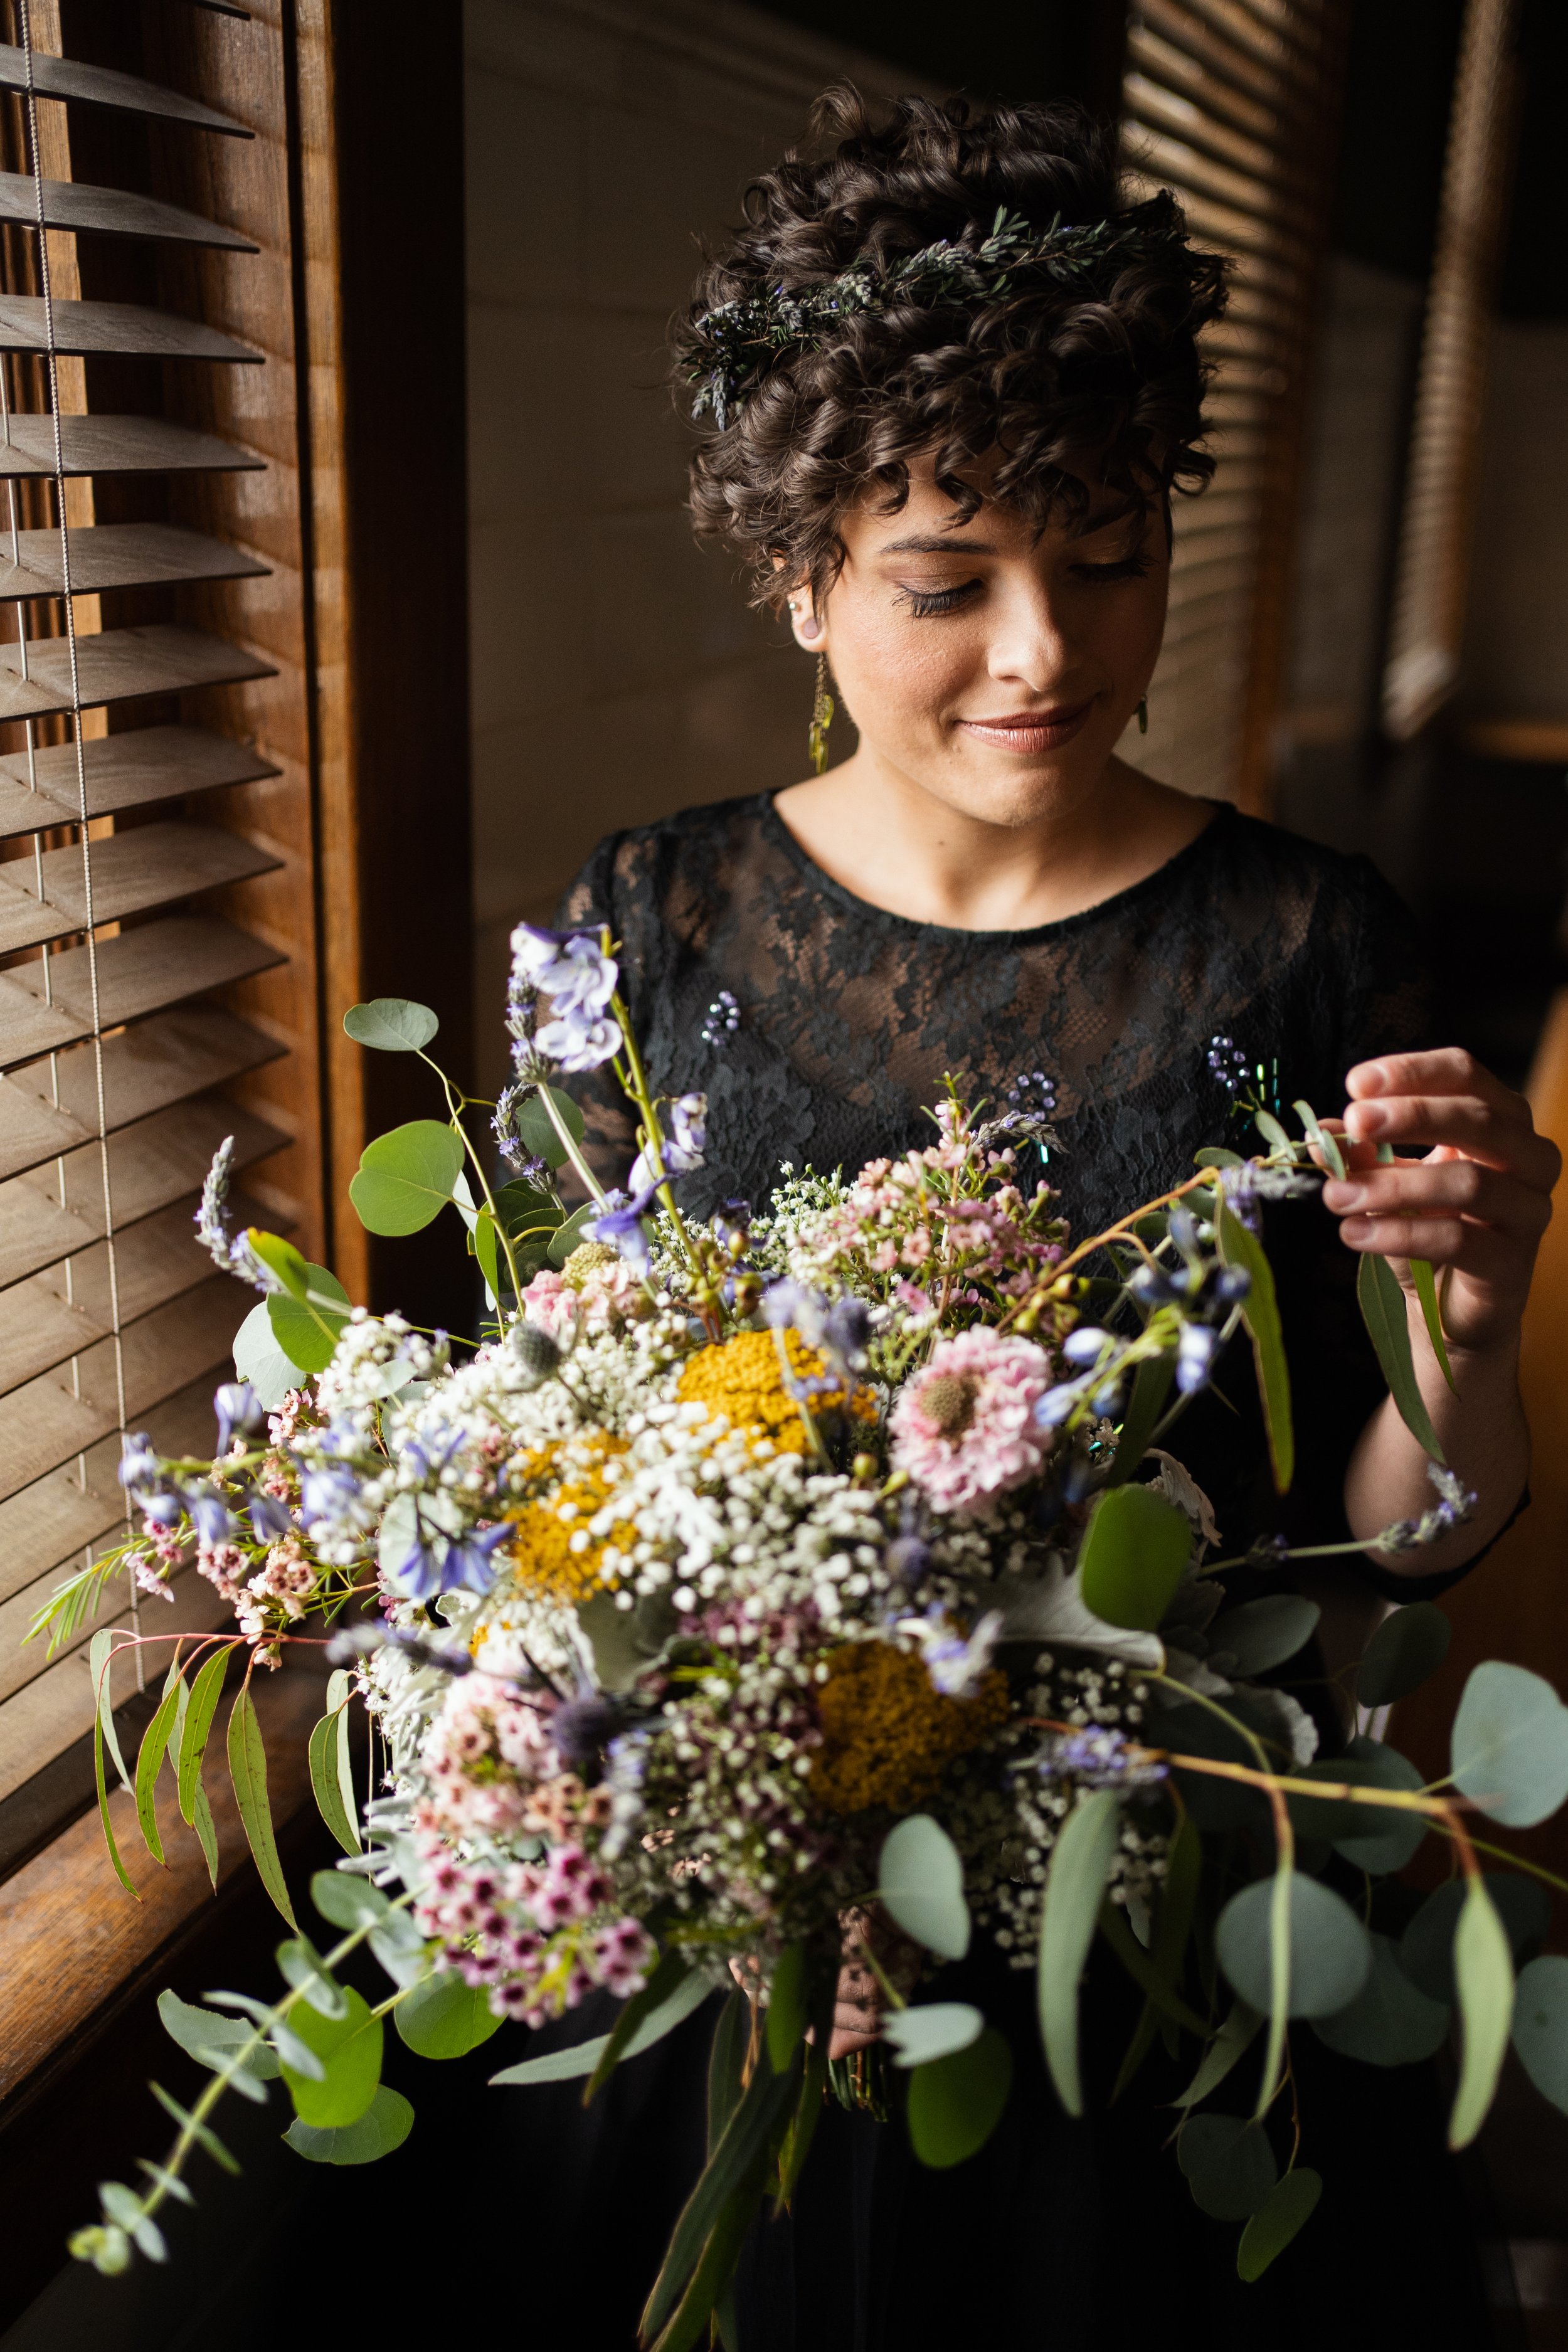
[754, 0, 1126, 114]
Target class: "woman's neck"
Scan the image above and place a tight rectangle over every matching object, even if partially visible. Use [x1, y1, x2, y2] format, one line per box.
[773, 748, 1219, 932]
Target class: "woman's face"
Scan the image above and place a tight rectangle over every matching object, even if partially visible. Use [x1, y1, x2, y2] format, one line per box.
[797, 452, 1169, 827]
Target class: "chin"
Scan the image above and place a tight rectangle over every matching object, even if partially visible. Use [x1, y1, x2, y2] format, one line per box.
[921, 759, 1083, 832]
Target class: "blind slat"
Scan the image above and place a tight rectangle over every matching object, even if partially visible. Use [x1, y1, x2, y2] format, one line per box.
[0, 1277, 248, 1506]
[2, 819, 280, 948]
[0, 622, 275, 719]
[0, 1186, 270, 1398]
[0, 724, 277, 839]
[0, 411, 260, 480]
[1125, 24, 1279, 139]
[0, 294, 260, 363]
[0, 915, 285, 1071]
[0, 520, 267, 601]
[0, 1004, 282, 1184]
[0, 1097, 282, 1292]
[0, 1379, 221, 1611]
[0, 43, 250, 135]
[0, 169, 257, 252]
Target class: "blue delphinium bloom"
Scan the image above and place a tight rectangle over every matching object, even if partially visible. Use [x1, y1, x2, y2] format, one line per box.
[246, 1490, 293, 1542]
[1041, 1725, 1168, 1791]
[214, 1380, 265, 1453]
[591, 1182, 662, 1268]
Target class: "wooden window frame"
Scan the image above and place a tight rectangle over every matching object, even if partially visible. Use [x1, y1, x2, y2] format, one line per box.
[0, 0, 468, 2234]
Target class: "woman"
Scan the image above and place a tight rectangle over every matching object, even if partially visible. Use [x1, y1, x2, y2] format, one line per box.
[539, 91, 1556, 2349]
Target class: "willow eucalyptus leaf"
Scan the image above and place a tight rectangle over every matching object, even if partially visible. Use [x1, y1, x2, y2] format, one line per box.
[882, 2003, 984, 2070]
[1038, 1790, 1121, 2114]
[1208, 1594, 1320, 1678]
[1312, 1934, 1450, 2066]
[1077, 1484, 1192, 1633]
[284, 2084, 414, 2166]
[1237, 2168, 1322, 2280]
[1511, 1954, 1568, 2116]
[905, 2028, 1012, 2168]
[1357, 1249, 1445, 1463]
[1216, 1875, 1371, 2021]
[1356, 1601, 1451, 1708]
[878, 1814, 970, 1963]
[342, 999, 439, 1052]
[1449, 1879, 1513, 2148]
[1178, 2113, 1277, 2221]
[1451, 1660, 1568, 1828]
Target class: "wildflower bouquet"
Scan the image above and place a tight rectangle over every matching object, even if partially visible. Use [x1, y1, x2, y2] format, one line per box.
[36, 924, 1568, 2338]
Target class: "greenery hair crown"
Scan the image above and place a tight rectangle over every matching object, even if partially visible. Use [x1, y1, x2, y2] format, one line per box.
[685, 188, 1195, 429]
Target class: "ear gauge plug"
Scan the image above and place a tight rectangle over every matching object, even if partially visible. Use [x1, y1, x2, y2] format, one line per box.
[798, 612, 822, 644]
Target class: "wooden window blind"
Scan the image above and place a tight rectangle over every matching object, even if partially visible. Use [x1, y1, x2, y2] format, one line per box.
[1119, 0, 1348, 808]
[0, 0, 329, 1863]
[1380, 0, 1517, 743]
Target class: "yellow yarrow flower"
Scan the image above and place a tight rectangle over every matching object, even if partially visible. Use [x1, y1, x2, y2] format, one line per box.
[810, 1640, 1008, 1815]
[502, 1433, 625, 1604]
[675, 1328, 876, 1454]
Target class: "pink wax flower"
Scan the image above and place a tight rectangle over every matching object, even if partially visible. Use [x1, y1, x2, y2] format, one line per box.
[889, 1325, 1056, 1512]
[521, 1268, 578, 1345]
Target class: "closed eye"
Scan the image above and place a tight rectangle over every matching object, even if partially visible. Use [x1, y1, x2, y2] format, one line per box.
[894, 578, 983, 618]
[1071, 550, 1153, 585]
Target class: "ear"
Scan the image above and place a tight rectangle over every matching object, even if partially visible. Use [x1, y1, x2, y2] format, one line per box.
[774, 557, 825, 649]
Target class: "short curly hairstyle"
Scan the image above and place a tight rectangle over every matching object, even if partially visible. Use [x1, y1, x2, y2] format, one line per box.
[675, 88, 1229, 610]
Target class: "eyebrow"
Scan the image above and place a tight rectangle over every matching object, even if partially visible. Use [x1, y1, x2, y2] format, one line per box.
[875, 501, 1148, 560]
[875, 533, 1000, 556]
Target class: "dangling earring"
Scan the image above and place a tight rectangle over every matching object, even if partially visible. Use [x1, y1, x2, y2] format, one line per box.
[808, 652, 834, 774]
[1136, 697, 1148, 736]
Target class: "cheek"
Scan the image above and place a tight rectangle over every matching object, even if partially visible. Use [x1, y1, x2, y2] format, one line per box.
[1093, 573, 1168, 672]
[830, 610, 980, 730]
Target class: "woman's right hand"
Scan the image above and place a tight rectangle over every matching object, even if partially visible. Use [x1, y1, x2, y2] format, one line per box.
[829, 1905, 921, 2059]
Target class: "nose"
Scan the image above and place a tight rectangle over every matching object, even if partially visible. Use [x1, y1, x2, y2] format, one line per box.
[983, 577, 1074, 696]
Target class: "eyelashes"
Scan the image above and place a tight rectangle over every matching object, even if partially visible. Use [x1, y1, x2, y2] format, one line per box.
[895, 580, 982, 619]
[893, 551, 1153, 618]
[1074, 551, 1153, 585]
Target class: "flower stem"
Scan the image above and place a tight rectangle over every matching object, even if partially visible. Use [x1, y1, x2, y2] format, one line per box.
[534, 1079, 610, 1210]
[416, 1049, 529, 1307]
[130, 1892, 424, 2233]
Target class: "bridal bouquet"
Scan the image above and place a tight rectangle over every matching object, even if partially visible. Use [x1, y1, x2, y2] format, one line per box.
[36, 922, 1568, 2341]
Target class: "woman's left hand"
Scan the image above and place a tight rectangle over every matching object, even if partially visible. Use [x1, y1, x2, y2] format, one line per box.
[1320, 1047, 1560, 1353]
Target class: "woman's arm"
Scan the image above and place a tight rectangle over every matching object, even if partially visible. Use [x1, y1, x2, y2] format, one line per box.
[1323, 1048, 1559, 1575]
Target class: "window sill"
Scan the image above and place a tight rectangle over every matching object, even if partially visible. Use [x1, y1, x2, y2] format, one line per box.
[0, 1668, 322, 2119]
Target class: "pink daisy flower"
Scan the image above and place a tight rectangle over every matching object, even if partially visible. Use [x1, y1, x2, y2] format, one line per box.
[890, 1326, 1056, 1512]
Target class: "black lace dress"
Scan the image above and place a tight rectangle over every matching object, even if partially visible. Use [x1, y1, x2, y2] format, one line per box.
[522, 792, 1502, 2351]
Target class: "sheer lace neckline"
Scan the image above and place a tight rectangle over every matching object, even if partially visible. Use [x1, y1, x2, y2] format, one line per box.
[760, 787, 1232, 943]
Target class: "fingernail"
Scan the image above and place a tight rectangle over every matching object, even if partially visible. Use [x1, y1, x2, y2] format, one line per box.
[1349, 1101, 1389, 1135]
[1323, 1183, 1362, 1210]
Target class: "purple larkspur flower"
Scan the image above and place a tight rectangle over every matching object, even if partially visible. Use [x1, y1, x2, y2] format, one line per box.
[591, 1180, 662, 1267]
[246, 1490, 293, 1542]
[214, 1381, 265, 1453]
[1042, 1725, 1167, 1791]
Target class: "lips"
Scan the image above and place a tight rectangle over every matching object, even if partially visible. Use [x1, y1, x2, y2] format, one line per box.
[956, 697, 1097, 753]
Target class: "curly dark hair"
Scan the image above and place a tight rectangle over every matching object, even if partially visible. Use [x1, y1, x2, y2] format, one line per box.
[675, 88, 1229, 610]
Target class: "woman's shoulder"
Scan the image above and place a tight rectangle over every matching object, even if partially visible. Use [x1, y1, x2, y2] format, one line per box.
[1189, 805, 1417, 951]
[1197, 807, 1433, 1051]
[555, 792, 771, 928]
[1202, 804, 1401, 903]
